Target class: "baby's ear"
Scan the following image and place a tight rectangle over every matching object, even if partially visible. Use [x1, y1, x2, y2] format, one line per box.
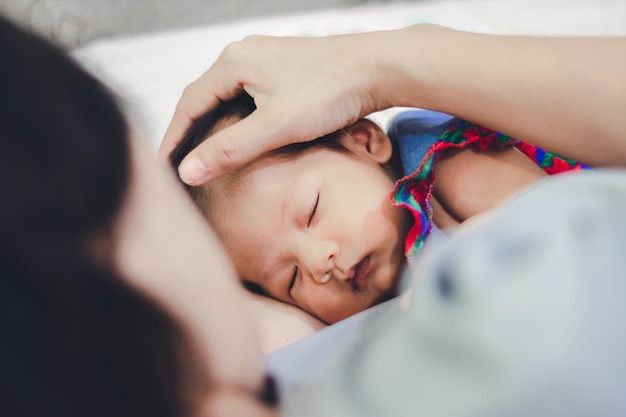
[341, 119, 393, 164]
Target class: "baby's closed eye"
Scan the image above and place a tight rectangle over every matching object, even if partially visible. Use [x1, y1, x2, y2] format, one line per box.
[307, 192, 320, 227]
[288, 266, 299, 296]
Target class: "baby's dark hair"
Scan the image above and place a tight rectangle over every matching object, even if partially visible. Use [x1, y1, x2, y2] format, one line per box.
[170, 92, 346, 216]
[169, 93, 257, 204]
[169, 93, 257, 170]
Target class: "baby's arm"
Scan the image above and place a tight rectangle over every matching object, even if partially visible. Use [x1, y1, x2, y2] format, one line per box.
[433, 146, 547, 222]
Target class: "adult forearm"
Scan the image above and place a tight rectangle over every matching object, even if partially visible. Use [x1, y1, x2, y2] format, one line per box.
[375, 25, 626, 166]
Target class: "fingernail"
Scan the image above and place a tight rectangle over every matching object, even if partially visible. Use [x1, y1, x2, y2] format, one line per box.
[179, 157, 209, 185]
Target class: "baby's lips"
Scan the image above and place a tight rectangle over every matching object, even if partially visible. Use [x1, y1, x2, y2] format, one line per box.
[345, 256, 371, 291]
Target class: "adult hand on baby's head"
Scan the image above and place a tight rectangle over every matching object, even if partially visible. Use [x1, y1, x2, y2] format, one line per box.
[160, 32, 392, 185]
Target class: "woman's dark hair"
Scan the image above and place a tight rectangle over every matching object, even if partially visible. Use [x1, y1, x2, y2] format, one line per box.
[0, 16, 205, 417]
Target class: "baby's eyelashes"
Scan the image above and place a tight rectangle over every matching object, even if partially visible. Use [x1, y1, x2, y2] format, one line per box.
[288, 266, 299, 294]
[307, 192, 320, 227]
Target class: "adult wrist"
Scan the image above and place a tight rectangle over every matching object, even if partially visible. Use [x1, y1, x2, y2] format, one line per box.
[370, 24, 456, 111]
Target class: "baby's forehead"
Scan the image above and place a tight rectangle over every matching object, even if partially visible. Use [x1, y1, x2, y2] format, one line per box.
[211, 150, 300, 201]
[211, 145, 334, 220]
[207, 135, 351, 217]
[233, 144, 324, 184]
[208, 153, 299, 245]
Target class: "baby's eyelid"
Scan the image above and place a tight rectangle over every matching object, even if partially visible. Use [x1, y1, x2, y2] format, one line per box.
[288, 266, 298, 295]
[307, 192, 320, 227]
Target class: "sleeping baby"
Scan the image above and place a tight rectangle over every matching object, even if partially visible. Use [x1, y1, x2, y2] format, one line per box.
[170, 93, 586, 324]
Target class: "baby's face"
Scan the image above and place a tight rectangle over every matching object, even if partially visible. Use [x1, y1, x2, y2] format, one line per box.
[213, 130, 410, 324]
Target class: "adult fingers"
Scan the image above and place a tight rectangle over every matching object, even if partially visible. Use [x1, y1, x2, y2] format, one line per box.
[177, 106, 301, 185]
[158, 60, 245, 160]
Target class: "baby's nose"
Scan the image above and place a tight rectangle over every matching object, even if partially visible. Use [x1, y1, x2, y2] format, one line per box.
[302, 239, 339, 284]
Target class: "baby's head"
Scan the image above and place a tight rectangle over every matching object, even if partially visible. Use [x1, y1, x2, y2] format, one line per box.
[171, 94, 410, 323]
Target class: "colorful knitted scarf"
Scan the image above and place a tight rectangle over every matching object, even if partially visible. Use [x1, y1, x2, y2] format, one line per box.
[391, 119, 590, 263]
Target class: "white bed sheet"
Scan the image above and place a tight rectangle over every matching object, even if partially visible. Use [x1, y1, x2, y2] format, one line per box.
[74, 0, 626, 151]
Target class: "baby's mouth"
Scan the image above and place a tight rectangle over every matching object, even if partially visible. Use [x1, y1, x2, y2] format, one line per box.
[346, 256, 371, 291]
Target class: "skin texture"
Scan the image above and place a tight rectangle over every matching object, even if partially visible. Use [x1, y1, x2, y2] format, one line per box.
[207, 120, 410, 324]
[160, 25, 626, 184]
